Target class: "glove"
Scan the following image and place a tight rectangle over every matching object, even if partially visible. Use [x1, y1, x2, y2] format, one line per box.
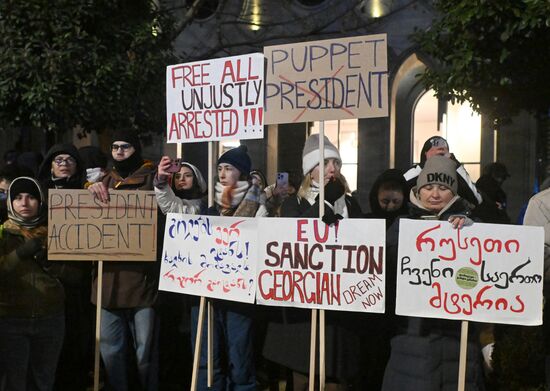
[322, 178, 345, 204]
[322, 208, 343, 226]
[16, 238, 43, 259]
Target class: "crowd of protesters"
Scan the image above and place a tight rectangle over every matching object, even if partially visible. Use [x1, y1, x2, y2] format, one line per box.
[0, 132, 547, 391]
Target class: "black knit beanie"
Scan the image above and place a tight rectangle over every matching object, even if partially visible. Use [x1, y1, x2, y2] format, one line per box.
[217, 145, 251, 176]
[111, 129, 142, 155]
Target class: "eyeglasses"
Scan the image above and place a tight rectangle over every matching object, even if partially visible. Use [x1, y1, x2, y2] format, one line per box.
[111, 143, 132, 151]
[53, 157, 76, 166]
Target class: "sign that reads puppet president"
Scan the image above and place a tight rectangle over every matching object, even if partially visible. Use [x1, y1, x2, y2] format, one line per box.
[264, 34, 388, 124]
[166, 53, 264, 143]
[257, 218, 386, 313]
[159, 214, 257, 303]
[396, 219, 544, 325]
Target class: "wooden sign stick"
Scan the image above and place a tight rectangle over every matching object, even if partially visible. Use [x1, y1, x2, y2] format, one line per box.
[318, 123, 326, 391]
[93, 260, 103, 391]
[457, 320, 469, 391]
[207, 141, 215, 387]
[190, 297, 206, 391]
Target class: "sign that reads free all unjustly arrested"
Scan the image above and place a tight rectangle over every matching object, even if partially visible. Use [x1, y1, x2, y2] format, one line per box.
[166, 53, 265, 143]
[48, 189, 158, 261]
[159, 214, 257, 304]
[264, 34, 388, 124]
[396, 219, 544, 326]
[256, 218, 386, 313]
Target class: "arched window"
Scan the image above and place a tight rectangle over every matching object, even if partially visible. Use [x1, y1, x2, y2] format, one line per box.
[413, 90, 481, 180]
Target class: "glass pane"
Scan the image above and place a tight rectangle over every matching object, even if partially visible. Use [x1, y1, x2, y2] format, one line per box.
[413, 89, 481, 167]
[341, 164, 357, 192]
[412, 91, 439, 164]
[445, 102, 481, 163]
[463, 163, 480, 183]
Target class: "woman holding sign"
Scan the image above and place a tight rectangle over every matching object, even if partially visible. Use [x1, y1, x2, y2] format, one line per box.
[263, 134, 363, 391]
[382, 155, 487, 391]
[192, 144, 265, 391]
[0, 177, 65, 391]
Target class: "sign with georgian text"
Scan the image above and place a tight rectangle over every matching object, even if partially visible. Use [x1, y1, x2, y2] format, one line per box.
[159, 213, 257, 303]
[396, 219, 544, 325]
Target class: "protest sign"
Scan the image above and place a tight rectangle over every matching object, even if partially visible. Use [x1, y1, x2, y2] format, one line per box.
[256, 218, 386, 313]
[48, 189, 157, 261]
[166, 53, 265, 143]
[264, 34, 388, 124]
[396, 219, 544, 325]
[159, 213, 257, 303]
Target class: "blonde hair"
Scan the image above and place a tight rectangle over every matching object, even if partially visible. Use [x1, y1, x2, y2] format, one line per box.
[297, 171, 351, 201]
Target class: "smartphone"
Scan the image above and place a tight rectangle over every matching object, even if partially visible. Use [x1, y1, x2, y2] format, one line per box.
[166, 158, 182, 173]
[276, 172, 289, 188]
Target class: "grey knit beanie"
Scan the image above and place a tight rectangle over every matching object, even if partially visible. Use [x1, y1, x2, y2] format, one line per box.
[416, 155, 458, 195]
[302, 134, 341, 175]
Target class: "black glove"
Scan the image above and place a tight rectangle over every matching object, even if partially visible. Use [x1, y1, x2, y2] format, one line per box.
[322, 178, 345, 204]
[322, 208, 343, 226]
[16, 238, 43, 259]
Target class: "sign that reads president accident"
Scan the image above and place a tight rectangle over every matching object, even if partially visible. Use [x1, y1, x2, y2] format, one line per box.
[159, 214, 258, 304]
[166, 53, 264, 143]
[396, 219, 544, 326]
[48, 189, 157, 261]
[264, 34, 388, 124]
[256, 218, 386, 313]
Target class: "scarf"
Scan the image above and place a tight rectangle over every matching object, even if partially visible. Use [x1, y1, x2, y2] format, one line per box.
[3, 219, 48, 240]
[113, 152, 143, 178]
[215, 181, 249, 215]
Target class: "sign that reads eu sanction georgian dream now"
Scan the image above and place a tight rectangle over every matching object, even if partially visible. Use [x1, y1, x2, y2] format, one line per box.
[396, 219, 544, 326]
[256, 218, 386, 313]
[264, 34, 388, 124]
[166, 53, 265, 143]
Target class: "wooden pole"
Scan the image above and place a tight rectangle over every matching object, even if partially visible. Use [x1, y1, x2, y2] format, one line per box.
[318, 122, 326, 391]
[207, 141, 215, 387]
[190, 296, 206, 391]
[93, 260, 103, 391]
[457, 320, 469, 391]
[308, 309, 317, 391]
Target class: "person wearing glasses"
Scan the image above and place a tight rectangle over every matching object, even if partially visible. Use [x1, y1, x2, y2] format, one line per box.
[87, 130, 158, 391]
[37, 144, 93, 391]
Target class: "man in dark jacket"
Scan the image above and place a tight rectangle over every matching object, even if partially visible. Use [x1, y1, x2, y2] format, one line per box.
[88, 130, 158, 391]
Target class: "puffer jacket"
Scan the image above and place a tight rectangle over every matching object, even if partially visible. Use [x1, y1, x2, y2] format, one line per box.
[382, 193, 485, 391]
[0, 226, 64, 318]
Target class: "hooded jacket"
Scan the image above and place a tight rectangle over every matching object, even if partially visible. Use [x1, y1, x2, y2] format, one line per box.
[154, 162, 206, 215]
[38, 143, 85, 191]
[365, 169, 409, 228]
[0, 177, 65, 318]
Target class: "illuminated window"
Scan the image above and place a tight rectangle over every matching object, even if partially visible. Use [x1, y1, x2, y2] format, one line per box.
[310, 119, 358, 191]
[413, 90, 481, 181]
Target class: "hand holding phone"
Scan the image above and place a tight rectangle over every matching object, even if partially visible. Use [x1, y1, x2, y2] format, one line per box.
[166, 158, 182, 173]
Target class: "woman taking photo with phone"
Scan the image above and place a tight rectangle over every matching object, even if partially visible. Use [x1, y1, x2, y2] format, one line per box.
[154, 156, 207, 215]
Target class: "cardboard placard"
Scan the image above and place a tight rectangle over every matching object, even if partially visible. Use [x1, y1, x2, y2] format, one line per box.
[48, 189, 157, 261]
[264, 34, 388, 124]
[396, 219, 544, 325]
[166, 53, 265, 143]
[256, 218, 386, 313]
[159, 214, 257, 303]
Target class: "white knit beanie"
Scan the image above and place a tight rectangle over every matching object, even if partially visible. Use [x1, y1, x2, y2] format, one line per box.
[302, 134, 341, 175]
